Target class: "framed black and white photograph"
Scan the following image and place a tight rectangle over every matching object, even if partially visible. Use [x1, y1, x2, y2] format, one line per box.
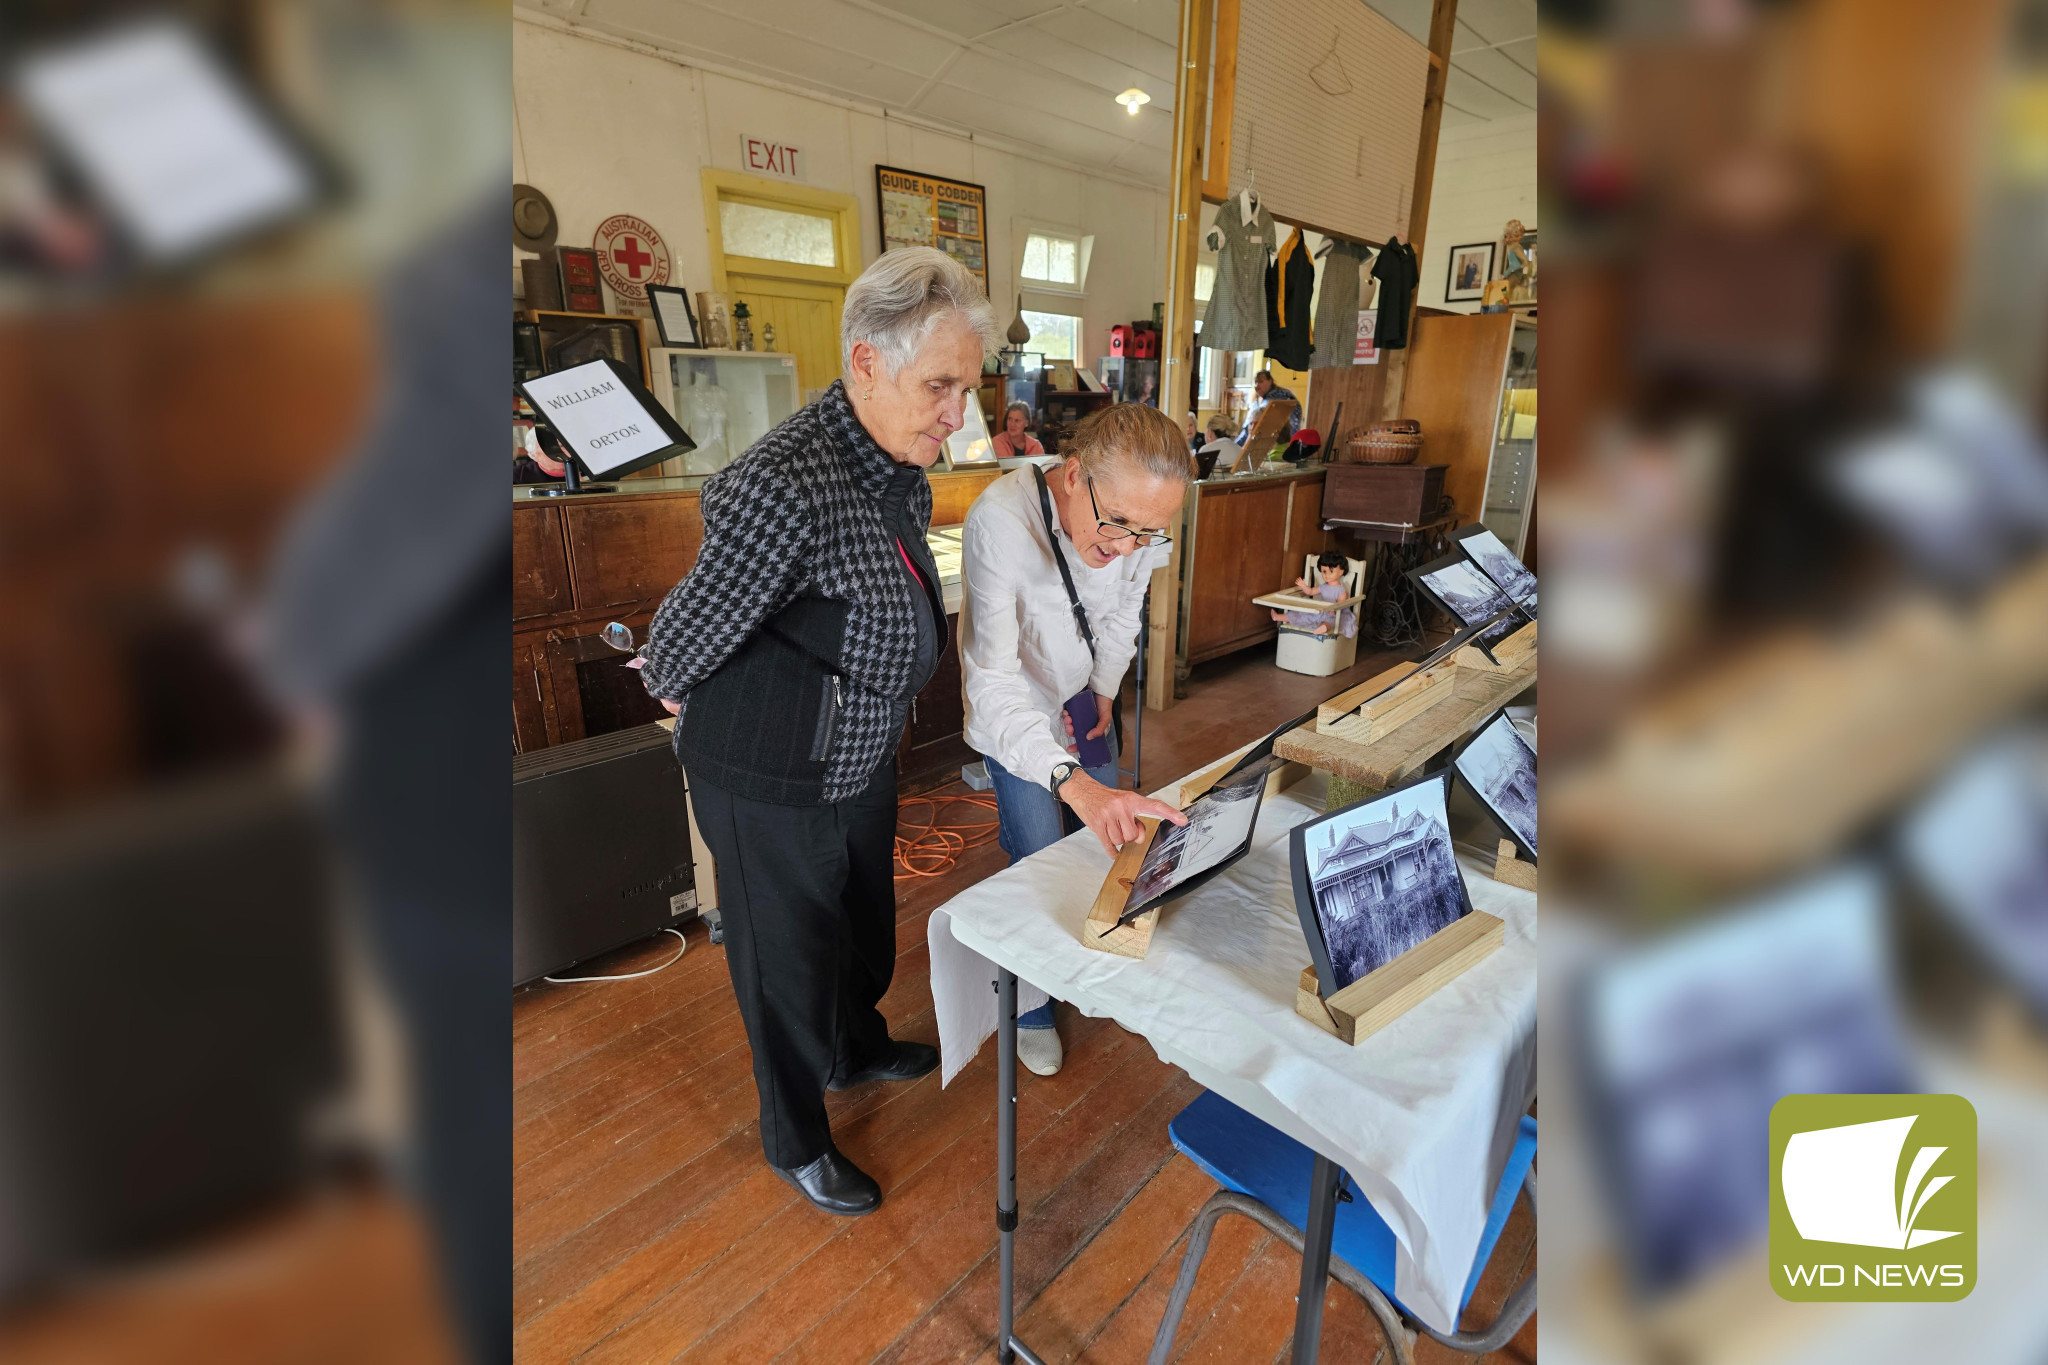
[1118, 756, 1274, 923]
[646, 284, 700, 348]
[1575, 867, 1914, 1296]
[1450, 522, 1537, 616]
[1289, 770, 1474, 994]
[1898, 737, 2048, 1015]
[1445, 242, 1495, 302]
[1453, 711, 1538, 861]
[1406, 551, 1529, 660]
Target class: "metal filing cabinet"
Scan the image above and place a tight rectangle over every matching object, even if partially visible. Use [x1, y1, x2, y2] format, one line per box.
[1480, 317, 1537, 557]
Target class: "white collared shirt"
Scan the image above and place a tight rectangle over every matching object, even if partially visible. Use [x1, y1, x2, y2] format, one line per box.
[959, 465, 1171, 788]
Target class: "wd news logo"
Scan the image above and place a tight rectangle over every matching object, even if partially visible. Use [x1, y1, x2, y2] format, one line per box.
[1769, 1094, 1975, 1301]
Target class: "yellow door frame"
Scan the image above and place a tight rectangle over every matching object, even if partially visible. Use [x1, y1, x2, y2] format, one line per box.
[701, 169, 862, 292]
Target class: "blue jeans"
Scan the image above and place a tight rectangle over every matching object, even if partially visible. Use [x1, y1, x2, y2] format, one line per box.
[982, 751, 1119, 1030]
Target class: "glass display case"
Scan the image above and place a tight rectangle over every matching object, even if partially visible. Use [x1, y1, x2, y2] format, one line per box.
[645, 347, 801, 476]
[1481, 317, 1537, 556]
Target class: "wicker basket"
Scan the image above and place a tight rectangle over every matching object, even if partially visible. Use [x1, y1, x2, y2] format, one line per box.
[1345, 420, 1424, 464]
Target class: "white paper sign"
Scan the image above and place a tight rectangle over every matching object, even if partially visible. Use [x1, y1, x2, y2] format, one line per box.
[1354, 310, 1380, 365]
[522, 361, 673, 476]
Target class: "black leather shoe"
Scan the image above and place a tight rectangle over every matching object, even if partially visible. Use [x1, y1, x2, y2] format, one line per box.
[773, 1147, 881, 1216]
[827, 1040, 940, 1091]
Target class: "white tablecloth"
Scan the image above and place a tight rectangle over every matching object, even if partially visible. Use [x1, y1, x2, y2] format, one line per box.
[926, 770, 1537, 1334]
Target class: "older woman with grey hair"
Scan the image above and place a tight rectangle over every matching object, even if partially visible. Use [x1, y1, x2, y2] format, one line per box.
[639, 247, 998, 1217]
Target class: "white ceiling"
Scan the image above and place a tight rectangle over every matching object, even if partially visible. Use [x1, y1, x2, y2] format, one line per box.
[1360, 0, 1536, 129]
[515, 0, 1533, 183]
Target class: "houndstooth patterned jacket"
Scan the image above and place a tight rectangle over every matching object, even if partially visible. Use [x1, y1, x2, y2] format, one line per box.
[640, 380, 944, 805]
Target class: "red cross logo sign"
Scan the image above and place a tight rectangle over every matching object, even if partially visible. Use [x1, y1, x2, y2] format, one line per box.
[593, 214, 671, 303]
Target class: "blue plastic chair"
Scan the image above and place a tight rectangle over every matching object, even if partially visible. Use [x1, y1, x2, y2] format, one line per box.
[1151, 1091, 1537, 1365]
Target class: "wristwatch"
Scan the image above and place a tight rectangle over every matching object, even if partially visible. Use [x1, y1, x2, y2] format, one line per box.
[1049, 761, 1082, 797]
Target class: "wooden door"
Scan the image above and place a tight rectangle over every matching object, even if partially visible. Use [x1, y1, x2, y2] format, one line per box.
[727, 275, 843, 395]
[1402, 313, 1514, 525]
[703, 170, 859, 399]
[1185, 480, 1294, 664]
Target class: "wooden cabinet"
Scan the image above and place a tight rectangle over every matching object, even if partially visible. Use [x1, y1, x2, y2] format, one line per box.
[897, 612, 970, 791]
[1178, 470, 1334, 669]
[513, 505, 572, 620]
[1402, 312, 1518, 528]
[562, 500, 702, 611]
[513, 470, 996, 770]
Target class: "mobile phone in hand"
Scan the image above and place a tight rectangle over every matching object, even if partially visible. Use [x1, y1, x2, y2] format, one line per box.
[1064, 691, 1114, 769]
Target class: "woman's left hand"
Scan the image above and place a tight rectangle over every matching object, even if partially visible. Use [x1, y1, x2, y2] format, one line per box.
[1060, 693, 1117, 750]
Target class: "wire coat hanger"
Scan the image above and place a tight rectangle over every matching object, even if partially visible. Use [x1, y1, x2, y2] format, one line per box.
[1309, 29, 1353, 96]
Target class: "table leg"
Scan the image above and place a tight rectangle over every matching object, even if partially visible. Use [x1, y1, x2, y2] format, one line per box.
[1290, 1153, 1341, 1364]
[996, 970, 1049, 1365]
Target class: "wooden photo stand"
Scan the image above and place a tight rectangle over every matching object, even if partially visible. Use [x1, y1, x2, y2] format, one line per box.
[1312, 655, 1460, 745]
[1274, 618, 1538, 796]
[1456, 618, 1537, 674]
[1492, 838, 1537, 892]
[1081, 750, 1309, 959]
[1230, 398, 1299, 470]
[1295, 910, 1505, 1045]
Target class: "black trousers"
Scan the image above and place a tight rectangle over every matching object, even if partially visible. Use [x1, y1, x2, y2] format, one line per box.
[686, 763, 901, 1168]
[334, 564, 508, 1365]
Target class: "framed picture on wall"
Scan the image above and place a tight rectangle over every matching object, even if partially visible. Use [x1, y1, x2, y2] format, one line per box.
[1445, 242, 1495, 302]
[645, 285, 700, 348]
[876, 165, 989, 293]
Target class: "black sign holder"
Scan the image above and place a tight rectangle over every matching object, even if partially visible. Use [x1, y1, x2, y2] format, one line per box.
[517, 355, 695, 497]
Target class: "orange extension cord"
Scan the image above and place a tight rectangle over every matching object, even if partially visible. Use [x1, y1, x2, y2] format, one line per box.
[893, 793, 1001, 879]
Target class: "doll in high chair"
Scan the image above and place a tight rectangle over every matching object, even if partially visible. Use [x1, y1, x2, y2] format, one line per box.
[1271, 550, 1357, 637]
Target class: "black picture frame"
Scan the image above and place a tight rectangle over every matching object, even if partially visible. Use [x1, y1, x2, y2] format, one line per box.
[516, 355, 695, 484]
[1449, 522, 1537, 616]
[1451, 709, 1538, 862]
[1405, 550, 1529, 662]
[1570, 867, 1915, 1297]
[875, 164, 990, 290]
[18, 21, 343, 275]
[1445, 241, 1496, 302]
[1107, 756, 1277, 931]
[1289, 768, 1475, 997]
[646, 284, 700, 348]
[545, 320, 644, 385]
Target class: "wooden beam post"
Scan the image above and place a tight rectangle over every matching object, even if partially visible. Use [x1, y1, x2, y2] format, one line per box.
[1379, 0, 1458, 420]
[1149, 0, 1217, 713]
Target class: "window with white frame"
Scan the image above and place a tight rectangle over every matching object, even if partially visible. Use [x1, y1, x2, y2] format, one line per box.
[1020, 309, 1081, 361]
[1021, 231, 1080, 287]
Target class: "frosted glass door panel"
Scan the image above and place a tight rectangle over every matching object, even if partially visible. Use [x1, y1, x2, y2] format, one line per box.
[718, 200, 836, 267]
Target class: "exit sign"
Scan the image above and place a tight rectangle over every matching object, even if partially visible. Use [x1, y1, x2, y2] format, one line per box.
[741, 135, 804, 181]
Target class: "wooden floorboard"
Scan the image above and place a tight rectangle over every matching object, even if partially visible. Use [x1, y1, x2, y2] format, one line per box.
[512, 640, 1537, 1363]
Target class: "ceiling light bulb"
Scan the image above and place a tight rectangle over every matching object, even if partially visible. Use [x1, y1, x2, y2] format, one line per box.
[1116, 87, 1151, 115]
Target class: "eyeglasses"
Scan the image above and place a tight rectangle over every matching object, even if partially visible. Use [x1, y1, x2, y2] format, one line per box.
[1088, 476, 1174, 548]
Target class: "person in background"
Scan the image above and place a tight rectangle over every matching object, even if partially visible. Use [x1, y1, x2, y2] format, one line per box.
[1185, 410, 1201, 453]
[993, 400, 1045, 460]
[639, 247, 999, 1217]
[1235, 368, 1301, 446]
[958, 404, 1191, 1075]
[1198, 414, 1239, 456]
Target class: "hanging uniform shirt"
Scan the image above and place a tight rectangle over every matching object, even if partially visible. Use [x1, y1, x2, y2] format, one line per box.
[1372, 237, 1420, 350]
[1201, 192, 1275, 352]
[1264, 228, 1316, 371]
[1309, 239, 1374, 369]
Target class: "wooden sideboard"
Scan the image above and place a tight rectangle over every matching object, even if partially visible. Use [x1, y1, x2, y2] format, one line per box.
[1176, 467, 1335, 670]
[513, 467, 1000, 791]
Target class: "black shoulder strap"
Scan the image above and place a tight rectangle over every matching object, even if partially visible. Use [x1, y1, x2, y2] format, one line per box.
[1031, 465, 1096, 661]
